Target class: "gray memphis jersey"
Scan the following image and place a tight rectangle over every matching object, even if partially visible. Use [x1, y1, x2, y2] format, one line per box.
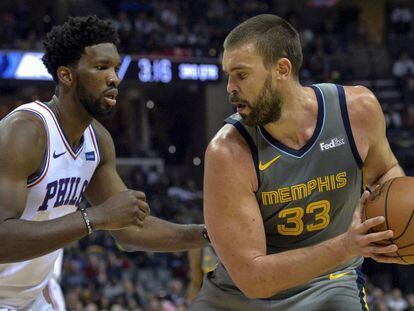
[225, 83, 363, 255]
[203, 83, 365, 303]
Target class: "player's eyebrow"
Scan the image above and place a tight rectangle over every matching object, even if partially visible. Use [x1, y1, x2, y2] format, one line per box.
[95, 59, 121, 67]
[222, 65, 252, 74]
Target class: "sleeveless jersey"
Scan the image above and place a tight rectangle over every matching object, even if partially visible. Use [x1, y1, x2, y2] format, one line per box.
[0, 100, 100, 309]
[193, 84, 366, 310]
[226, 83, 363, 256]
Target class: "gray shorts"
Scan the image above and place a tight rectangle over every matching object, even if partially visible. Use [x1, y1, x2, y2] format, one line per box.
[190, 268, 369, 311]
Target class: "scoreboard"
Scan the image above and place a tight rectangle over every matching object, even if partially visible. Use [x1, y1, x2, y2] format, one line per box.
[0, 51, 221, 83]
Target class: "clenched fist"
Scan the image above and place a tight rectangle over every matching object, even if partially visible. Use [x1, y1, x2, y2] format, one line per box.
[88, 189, 150, 231]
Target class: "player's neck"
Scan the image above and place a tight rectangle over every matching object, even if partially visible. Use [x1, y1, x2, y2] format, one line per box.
[263, 84, 318, 150]
[50, 94, 92, 150]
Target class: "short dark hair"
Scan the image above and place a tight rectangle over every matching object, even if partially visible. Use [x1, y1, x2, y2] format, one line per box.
[42, 15, 120, 83]
[223, 14, 303, 79]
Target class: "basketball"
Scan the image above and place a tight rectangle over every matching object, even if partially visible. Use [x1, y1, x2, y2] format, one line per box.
[363, 177, 414, 264]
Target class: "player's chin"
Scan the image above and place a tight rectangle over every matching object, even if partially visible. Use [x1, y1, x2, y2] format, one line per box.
[239, 109, 252, 119]
[102, 107, 116, 119]
[95, 104, 116, 119]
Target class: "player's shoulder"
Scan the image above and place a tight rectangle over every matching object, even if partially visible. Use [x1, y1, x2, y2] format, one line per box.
[343, 85, 383, 118]
[206, 124, 258, 189]
[1, 108, 46, 130]
[206, 124, 251, 163]
[0, 110, 47, 167]
[342, 85, 386, 138]
[0, 110, 47, 148]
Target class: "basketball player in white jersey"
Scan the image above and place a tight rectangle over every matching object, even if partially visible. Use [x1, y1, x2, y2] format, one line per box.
[0, 15, 209, 310]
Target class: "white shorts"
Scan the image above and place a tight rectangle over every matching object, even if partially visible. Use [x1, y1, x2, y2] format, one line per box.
[0, 294, 53, 311]
[46, 278, 66, 311]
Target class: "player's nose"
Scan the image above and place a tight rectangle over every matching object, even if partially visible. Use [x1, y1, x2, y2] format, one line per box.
[107, 69, 120, 88]
[226, 76, 239, 94]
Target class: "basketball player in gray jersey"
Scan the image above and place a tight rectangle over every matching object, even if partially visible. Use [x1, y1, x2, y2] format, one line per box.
[191, 14, 406, 310]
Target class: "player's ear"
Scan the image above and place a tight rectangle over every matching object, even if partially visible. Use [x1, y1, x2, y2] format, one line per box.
[274, 58, 292, 80]
[57, 66, 75, 86]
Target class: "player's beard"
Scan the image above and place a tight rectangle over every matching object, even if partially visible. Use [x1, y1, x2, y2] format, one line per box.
[231, 74, 283, 127]
[76, 83, 116, 119]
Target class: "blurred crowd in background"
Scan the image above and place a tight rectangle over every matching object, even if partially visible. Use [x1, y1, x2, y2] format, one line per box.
[62, 167, 202, 310]
[1, 0, 414, 310]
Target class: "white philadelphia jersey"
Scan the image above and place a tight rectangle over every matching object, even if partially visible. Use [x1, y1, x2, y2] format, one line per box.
[0, 101, 100, 309]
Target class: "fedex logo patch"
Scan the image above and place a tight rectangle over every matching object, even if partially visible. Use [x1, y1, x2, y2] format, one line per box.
[319, 136, 346, 151]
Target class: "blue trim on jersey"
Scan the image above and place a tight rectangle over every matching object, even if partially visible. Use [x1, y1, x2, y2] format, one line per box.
[258, 85, 326, 158]
[361, 170, 364, 195]
[89, 124, 101, 166]
[27, 150, 48, 184]
[224, 117, 261, 190]
[336, 85, 363, 169]
[10, 109, 50, 185]
[356, 268, 369, 311]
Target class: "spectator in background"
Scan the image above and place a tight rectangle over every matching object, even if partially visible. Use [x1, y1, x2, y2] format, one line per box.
[403, 71, 414, 106]
[406, 293, 414, 310]
[367, 287, 388, 310]
[386, 288, 408, 310]
[392, 52, 414, 92]
[390, 4, 413, 35]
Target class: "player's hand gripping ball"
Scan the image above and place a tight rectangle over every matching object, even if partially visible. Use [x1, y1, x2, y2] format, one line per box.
[362, 177, 414, 264]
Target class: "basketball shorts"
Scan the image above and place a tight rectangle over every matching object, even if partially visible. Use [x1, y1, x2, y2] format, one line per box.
[190, 266, 369, 311]
[0, 293, 54, 311]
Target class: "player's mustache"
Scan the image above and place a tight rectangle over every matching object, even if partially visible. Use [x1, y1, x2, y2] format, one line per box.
[228, 94, 251, 107]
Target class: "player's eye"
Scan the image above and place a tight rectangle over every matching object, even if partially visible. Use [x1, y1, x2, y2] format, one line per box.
[238, 73, 247, 80]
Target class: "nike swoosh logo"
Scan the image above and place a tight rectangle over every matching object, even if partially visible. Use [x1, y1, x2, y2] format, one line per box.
[53, 151, 66, 159]
[329, 271, 351, 280]
[259, 155, 282, 171]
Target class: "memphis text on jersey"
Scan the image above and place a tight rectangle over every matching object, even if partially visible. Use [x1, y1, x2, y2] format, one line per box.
[261, 171, 347, 206]
[37, 177, 88, 211]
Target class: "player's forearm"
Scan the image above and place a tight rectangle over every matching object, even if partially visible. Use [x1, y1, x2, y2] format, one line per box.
[233, 234, 351, 299]
[0, 212, 89, 263]
[113, 216, 208, 252]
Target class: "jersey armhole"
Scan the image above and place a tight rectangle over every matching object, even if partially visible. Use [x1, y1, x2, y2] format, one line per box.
[335, 84, 363, 169]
